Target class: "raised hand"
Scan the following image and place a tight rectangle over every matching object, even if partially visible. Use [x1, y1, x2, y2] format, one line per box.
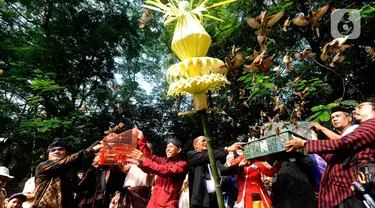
[309, 122, 324, 131]
[239, 159, 248, 167]
[134, 128, 144, 140]
[284, 135, 306, 152]
[132, 149, 145, 165]
[227, 142, 245, 152]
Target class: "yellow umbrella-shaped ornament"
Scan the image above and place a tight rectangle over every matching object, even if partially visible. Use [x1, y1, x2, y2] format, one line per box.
[143, 1, 235, 207]
[143, 0, 234, 112]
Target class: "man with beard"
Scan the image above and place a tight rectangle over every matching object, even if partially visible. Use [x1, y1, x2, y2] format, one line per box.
[285, 102, 375, 208]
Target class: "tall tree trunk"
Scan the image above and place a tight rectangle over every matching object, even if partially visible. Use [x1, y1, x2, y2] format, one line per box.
[43, 0, 54, 37]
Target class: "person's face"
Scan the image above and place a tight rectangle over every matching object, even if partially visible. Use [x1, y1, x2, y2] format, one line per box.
[6, 198, 23, 208]
[353, 102, 375, 123]
[0, 176, 9, 188]
[165, 143, 181, 158]
[194, 136, 207, 152]
[227, 96, 233, 103]
[331, 111, 350, 130]
[48, 147, 68, 161]
[77, 173, 83, 180]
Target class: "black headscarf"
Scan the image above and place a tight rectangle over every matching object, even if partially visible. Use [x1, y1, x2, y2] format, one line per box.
[168, 138, 183, 149]
[331, 106, 351, 114]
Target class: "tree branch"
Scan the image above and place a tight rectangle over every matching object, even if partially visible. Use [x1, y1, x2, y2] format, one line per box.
[312, 58, 365, 102]
[311, 58, 345, 100]
[4, 0, 41, 26]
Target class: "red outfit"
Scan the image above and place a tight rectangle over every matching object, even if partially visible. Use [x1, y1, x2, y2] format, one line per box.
[305, 118, 375, 208]
[137, 138, 188, 208]
[236, 161, 279, 208]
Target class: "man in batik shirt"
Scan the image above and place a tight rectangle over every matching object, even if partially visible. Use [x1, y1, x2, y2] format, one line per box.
[32, 138, 105, 208]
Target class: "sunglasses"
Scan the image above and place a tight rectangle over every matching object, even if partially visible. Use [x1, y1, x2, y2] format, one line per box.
[49, 147, 65, 153]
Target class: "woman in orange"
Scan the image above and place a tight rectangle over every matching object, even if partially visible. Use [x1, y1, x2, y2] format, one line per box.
[231, 156, 281, 208]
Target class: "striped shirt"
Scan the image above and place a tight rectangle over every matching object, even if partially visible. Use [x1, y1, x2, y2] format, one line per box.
[305, 118, 375, 208]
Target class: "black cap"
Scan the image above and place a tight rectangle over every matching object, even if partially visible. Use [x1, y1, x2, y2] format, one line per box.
[168, 138, 183, 149]
[47, 138, 67, 152]
[331, 106, 351, 114]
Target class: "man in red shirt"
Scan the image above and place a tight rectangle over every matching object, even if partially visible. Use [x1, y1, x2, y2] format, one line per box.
[285, 102, 375, 208]
[131, 130, 188, 208]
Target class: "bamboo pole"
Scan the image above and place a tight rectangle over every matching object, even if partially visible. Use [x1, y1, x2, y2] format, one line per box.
[200, 111, 225, 208]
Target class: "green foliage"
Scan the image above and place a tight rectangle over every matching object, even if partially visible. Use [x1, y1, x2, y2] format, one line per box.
[30, 78, 62, 92]
[356, 4, 375, 19]
[20, 118, 71, 133]
[307, 103, 339, 122]
[288, 78, 332, 97]
[238, 72, 274, 102]
[340, 99, 359, 108]
[0, 0, 144, 193]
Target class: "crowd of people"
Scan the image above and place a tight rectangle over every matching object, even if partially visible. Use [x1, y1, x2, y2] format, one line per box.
[0, 101, 374, 208]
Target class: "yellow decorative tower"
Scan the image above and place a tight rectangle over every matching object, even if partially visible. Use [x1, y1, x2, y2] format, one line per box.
[143, 0, 234, 112]
[142, 1, 235, 207]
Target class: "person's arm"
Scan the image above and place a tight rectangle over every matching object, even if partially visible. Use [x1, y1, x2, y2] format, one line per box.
[36, 142, 102, 175]
[226, 155, 244, 166]
[286, 118, 375, 154]
[217, 161, 243, 176]
[317, 153, 331, 162]
[139, 159, 188, 177]
[319, 128, 342, 140]
[136, 130, 166, 164]
[137, 137, 165, 164]
[310, 123, 342, 140]
[256, 161, 281, 177]
[187, 149, 226, 166]
[307, 119, 375, 153]
[187, 142, 245, 166]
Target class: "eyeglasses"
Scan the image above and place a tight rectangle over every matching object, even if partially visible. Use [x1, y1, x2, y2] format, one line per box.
[49, 147, 65, 153]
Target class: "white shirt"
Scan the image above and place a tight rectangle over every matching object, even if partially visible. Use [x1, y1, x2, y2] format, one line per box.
[342, 124, 359, 136]
[123, 165, 149, 187]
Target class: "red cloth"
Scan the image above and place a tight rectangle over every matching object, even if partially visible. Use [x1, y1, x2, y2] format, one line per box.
[137, 138, 188, 208]
[305, 118, 375, 208]
[236, 162, 279, 208]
